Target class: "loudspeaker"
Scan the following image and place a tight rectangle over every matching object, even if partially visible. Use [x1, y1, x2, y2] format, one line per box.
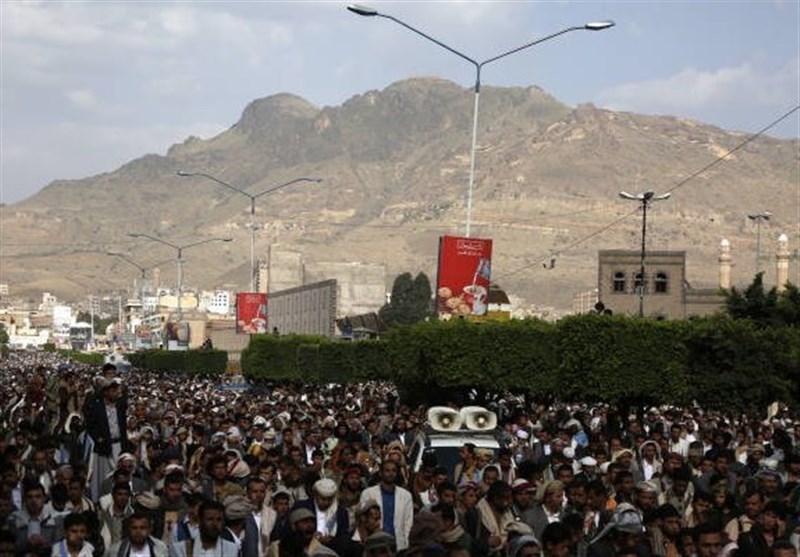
[461, 406, 497, 431]
[427, 406, 464, 431]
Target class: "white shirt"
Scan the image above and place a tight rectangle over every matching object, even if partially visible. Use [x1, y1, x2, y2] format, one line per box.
[130, 546, 152, 557]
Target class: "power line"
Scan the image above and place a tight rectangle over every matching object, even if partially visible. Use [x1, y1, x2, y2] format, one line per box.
[493, 104, 800, 283]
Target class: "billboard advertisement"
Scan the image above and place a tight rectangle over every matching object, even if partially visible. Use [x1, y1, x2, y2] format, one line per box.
[236, 293, 268, 334]
[436, 235, 493, 317]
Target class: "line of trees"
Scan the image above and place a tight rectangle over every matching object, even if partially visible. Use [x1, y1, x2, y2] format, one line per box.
[241, 313, 800, 414]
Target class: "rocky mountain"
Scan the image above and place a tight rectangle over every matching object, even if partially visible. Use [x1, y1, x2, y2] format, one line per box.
[1, 77, 797, 312]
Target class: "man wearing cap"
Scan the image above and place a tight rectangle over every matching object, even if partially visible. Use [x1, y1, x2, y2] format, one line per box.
[222, 494, 258, 557]
[511, 479, 537, 526]
[359, 460, 413, 551]
[339, 466, 365, 526]
[85, 373, 128, 501]
[292, 478, 350, 553]
[587, 502, 651, 557]
[361, 531, 396, 557]
[268, 508, 324, 557]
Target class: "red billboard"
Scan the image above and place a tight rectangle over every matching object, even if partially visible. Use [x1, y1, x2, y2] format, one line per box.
[236, 293, 268, 334]
[436, 235, 493, 317]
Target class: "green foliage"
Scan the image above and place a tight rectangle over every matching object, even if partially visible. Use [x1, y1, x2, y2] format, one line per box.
[127, 349, 227, 376]
[242, 334, 330, 382]
[58, 350, 105, 366]
[183, 349, 228, 377]
[0, 323, 8, 346]
[684, 315, 797, 413]
[379, 272, 434, 327]
[76, 311, 116, 335]
[42, 343, 56, 353]
[235, 314, 800, 410]
[723, 273, 800, 327]
[555, 315, 689, 407]
[776, 283, 800, 326]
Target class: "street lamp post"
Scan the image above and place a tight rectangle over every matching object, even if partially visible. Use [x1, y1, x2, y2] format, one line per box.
[177, 172, 322, 291]
[747, 211, 772, 275]
[128, 234, 232, 321]
[348, 4, 614, 237]
[105, 252, 174, 319]
[619, 191, 671, 318]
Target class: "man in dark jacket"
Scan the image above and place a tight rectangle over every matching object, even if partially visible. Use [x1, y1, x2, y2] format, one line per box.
[85, 374, 128, 501]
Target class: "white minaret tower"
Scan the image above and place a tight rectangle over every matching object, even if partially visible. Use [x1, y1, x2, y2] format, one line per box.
[719, 238, 732, 289]
[776, 233, 789, 293]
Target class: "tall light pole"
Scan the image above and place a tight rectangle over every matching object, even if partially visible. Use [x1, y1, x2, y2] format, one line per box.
[105, 252, 174, 317]
[348, 4, 614, 237]
[619, 191, 671, 317]
[747, 211, 772, 275]
[128, 234, 232, 321]
[177, 172, 322, 291]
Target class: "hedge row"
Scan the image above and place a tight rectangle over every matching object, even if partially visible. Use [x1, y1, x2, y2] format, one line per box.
[241, 315, 800, 413]
[127, 349, 227, 376]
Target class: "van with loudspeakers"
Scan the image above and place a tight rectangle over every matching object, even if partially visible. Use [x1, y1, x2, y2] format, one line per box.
[408, 406, 503, 481]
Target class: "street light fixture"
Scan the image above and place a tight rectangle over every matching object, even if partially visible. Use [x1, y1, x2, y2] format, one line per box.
[747, 211, 772, 275]
[619, 191, 671, 317]
[177, 171, 322, 292]
[348, 4, 614, 237]
[128, 233, 232, 321]
[105, 251, 174, 316]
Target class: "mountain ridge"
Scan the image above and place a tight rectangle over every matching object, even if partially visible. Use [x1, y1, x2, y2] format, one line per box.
[2, 77, 797, 311]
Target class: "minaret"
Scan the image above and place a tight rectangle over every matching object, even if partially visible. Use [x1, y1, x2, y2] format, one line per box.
[719, 238, 732, 289]
[152, 267, 161, 290]
[776, 233, 789, 293]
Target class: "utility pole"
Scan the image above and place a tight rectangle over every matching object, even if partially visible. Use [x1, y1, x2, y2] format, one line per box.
[619, 191, 671, 317]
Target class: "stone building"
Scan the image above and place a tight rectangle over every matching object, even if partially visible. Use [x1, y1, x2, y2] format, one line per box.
[595, 234, 793, 319]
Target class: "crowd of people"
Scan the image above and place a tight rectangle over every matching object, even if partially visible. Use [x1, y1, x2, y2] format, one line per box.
[1, 350, 800, 557]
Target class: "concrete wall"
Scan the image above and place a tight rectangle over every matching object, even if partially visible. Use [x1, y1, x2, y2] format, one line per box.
[304, 261, 386, 316]
[269, 280, 337, 337]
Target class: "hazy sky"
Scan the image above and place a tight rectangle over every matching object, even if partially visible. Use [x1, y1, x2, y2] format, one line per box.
[2, 0, 798, 205]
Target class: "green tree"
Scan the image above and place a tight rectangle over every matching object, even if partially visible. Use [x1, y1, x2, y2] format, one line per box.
[684, 315, 796, 413]
[76, 311, 115, 335]
[379, 272, 433, 327]
[776, 283, 800, 326]
[724, 272, 779, 326]
[0, 323, 8, 345]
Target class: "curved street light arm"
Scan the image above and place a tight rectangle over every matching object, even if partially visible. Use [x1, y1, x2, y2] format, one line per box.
[105, 251, 147, 276]
[378, 13, 478, 69]
[128, 232, 180, 252]
[253, 177, 323, 200]
[480, 25, 586, 69]
[178, 171, 253, 201]
[180, 237, 233, 252]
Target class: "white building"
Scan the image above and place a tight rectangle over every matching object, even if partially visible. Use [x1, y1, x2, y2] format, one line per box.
[200, 290, 232, 315]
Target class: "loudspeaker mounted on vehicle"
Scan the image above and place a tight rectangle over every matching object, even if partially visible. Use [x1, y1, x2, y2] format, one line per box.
[427, 406, 464, 431]
[461, 406, 497, 431]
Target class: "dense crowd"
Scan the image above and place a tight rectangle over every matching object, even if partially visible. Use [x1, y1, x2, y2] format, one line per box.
[1, 350, 799, 557]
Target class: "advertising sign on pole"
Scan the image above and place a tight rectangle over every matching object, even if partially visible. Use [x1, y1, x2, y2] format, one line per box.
[236, 292, 268, 334]
[436, 235, 493, 317]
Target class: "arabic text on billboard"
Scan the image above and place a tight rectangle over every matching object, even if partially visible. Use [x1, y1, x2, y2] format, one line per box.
[436, 235, 493, 317]
[236, 293, 268, 334]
